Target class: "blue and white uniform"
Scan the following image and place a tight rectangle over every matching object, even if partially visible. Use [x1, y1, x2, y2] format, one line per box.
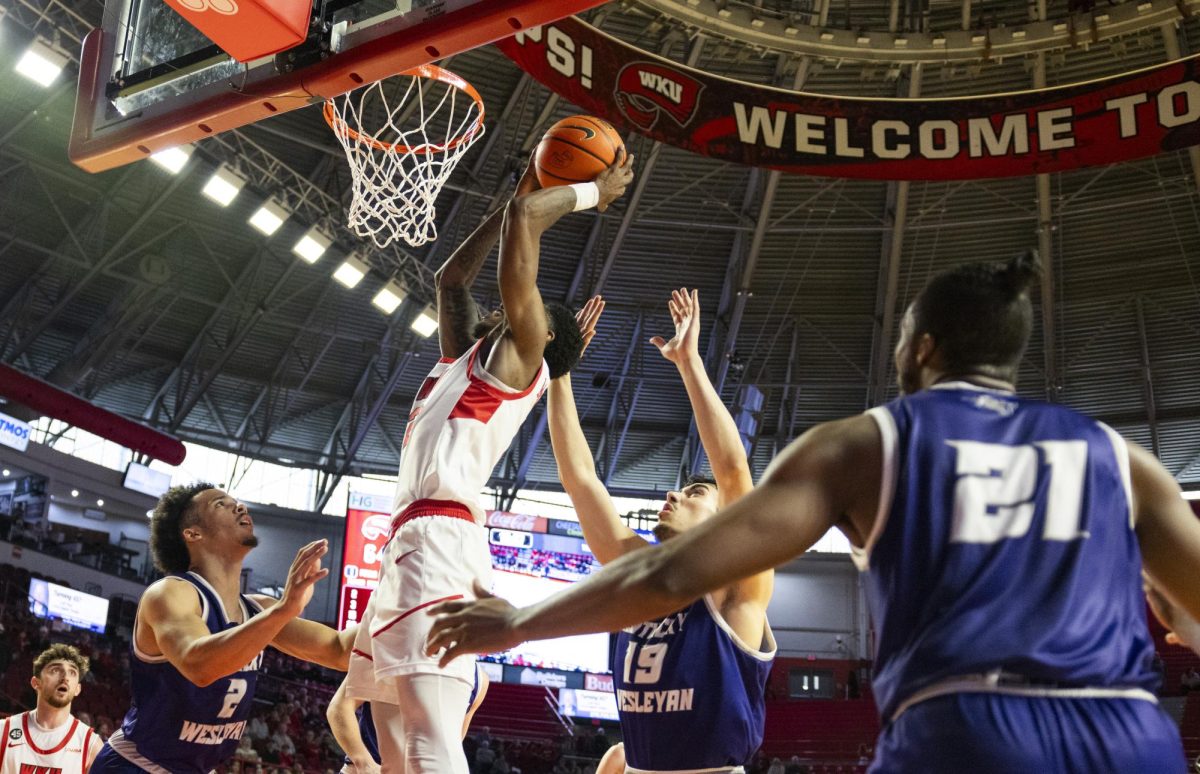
[91, 572, 264, 774]
[858, 382, 1185, 773]
[613, 595, 775, 773]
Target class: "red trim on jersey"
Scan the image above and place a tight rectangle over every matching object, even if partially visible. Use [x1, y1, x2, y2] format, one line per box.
[22, 713, 79, 755]
[447, 382, 505, 423]
[351, 648, 374, 661]
[465, 339, 545, 401]
[81, 727, 94, 774]
[1, 716, 10, 762]
[371, 595, 464, 638]
[389, 500, 475, 540]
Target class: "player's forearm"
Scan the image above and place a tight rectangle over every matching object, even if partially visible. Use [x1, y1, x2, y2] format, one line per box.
[326, 694, 370, 764]
[498, 189, 576, 321]
[177, 607, 295, 686]
[675, 353, 752, 483]
[434, 207, 504, 289]
[548, 376, 600, 484]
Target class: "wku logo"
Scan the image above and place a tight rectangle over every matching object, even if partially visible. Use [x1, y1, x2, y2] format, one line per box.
[360, 514, 392, 541]
[176, 0, 238, 15]
[614, 62, 705, 131]
[21, 766, 63, 774]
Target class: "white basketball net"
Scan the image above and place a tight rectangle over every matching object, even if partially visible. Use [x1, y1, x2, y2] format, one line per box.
[325, 65, 486, 249]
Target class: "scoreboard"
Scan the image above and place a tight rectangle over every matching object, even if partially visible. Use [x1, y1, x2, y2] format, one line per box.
[337, 490, 392, 629]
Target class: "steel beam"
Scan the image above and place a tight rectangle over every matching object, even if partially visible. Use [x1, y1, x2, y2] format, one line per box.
[1160, 23, 1200, 191]
[1033, 0, 1061, 399]
[1134, 296, 1160, 458]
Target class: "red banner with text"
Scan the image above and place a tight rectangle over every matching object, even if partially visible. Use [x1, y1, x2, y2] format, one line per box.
[497, 17, 1200, 180]
[338, 491, 393, 630]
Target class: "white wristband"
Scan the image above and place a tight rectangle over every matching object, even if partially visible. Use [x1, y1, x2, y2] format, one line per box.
[568, 182, 600, 212]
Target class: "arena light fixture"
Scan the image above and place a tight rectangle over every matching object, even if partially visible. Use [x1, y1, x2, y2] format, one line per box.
[333, 253, 370, 289]
[293, 225, 332, 264]
[149, 145, 192, 174]
[202, 165, 246, 206]
[96, 498, 104, 507]
[410, 306, 438, 337]
[249, 199, 289, 235]
[1183, 490, 1200, 501]
[15, 39, 68, 87]
[371, 279, 406, 314]
[1, 469, 8, 477]
[70, 489, 79, 497]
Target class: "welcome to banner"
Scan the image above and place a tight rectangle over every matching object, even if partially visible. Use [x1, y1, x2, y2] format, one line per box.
[497, 17, 1200, 180]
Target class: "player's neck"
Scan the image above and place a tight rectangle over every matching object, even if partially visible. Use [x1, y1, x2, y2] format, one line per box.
[33, 702, 72, 730]
[931, 372, 1015, 393]
[189, 554, 246, 613]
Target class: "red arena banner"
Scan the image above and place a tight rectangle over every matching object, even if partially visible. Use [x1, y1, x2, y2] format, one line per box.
[338, 491, 393, 630]
[497, 17, 1200, 180]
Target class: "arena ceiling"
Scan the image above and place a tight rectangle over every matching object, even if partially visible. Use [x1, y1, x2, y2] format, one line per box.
[1, 0, 1200, 506]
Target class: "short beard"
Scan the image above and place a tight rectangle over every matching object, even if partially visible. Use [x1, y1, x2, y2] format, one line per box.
[652, 524, 677, 542]
[42, 691, 71, 709]
[241, 535, 260, 548]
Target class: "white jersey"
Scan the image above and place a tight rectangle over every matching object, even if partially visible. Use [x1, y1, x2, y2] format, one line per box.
[0, 711, 96, 774]
[395, 337, 548, 523]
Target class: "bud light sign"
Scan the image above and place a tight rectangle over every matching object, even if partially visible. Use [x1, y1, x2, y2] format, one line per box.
[0, 411, 31, 452]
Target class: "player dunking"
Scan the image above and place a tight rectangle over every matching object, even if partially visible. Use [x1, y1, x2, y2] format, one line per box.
[90, 484, 353, 774]
[430, 250, 1200, 772]
[0, 644, 99, 774]
[344, 154, 633, 774]
[547, 291, 773, 773]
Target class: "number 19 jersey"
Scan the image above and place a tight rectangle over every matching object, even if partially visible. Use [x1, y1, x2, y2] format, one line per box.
[857, 382, 1159, 722]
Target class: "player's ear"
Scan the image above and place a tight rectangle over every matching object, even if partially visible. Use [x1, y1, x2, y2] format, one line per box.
[914, 332, 938, 367]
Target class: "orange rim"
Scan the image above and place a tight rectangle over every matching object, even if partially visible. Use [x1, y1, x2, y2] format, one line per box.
[324, 64, 486, 155]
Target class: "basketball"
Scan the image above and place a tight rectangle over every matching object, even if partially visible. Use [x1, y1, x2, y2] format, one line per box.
[534, 115, 625, 188]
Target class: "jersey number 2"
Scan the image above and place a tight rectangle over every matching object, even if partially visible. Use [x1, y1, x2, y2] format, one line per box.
[948, 440, 1089, 544]
[217, 678, 248, 719]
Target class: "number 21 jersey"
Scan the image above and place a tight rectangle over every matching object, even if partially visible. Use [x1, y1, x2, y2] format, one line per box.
[857, 382, 1159, 721]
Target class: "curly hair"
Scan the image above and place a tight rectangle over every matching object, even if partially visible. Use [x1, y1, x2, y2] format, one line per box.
[150, 481, 215, 574]
[32, 643, 89, 678]
[544, 302, 585, 379]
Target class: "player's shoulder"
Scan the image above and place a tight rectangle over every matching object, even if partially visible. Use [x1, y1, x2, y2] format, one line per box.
[140, 574, 204, 615]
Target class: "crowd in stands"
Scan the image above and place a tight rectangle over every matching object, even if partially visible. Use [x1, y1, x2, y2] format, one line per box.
[489, 546, 596, 580]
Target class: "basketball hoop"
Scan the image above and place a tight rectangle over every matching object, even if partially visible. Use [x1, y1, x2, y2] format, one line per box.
[324, 64, 486, 249]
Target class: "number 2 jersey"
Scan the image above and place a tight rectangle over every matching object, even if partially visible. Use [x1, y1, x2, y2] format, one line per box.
[104, 572, 263, 774]
[857, 382, 1159, 722]
[613, 594, 775, 772]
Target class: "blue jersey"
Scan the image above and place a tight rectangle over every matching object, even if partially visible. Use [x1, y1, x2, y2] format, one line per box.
[858, 382, 1158, 722]
[107, 572, 264, 774]
[613, 595, 775, 771]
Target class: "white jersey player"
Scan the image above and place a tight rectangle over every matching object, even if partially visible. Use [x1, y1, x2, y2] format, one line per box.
[0, 644, 99, 774]
[346, 153, 633, 774]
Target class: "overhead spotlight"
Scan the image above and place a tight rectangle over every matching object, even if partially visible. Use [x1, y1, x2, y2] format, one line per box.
[1183, 490, 1200, 501]
[278, 457, 295, 464]
[293, 225, 332, 264]
[333, 253, 370, 289]
[249, 198, 290, 235]
[15, 39, 68, 87]
[1, 469, 9, 477]
[70, 489, 79, 497]
[146, 510, 154, 518]
[201, 165, 246, 206]
[96, 498, 104, 507]
[150, 145, 193, 174]
[411, 306, 438, 337]
[371, 279, 407, 314]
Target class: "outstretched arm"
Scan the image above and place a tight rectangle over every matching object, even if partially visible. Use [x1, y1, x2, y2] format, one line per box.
[491, 155, 634, 389]
[143, 540, 330, 686]
[549, 297, 649, 564]
[426, 415, 880, 661]
[650, 288, 753, 502]
[434, 207, 505, 359]
[252, 598, 355, 671]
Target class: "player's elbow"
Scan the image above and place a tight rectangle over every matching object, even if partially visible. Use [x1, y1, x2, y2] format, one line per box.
[183, 664, 221, 688]
[636, 551, 699, 611]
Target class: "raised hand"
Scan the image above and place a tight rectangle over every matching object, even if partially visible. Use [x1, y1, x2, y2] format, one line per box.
[278, 540, 330, 618]
[595, 149, 635, 213]
[575, 295, 606, 361]
[424, 581, 524, 667]
[650, 288, 702, 364]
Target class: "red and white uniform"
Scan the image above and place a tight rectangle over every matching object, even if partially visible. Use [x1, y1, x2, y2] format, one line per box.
[349, 337, 548, 692]
[0, 712, 96, 774]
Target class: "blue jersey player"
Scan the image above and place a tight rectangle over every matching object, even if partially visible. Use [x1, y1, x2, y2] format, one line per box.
[91, 484, 354, 774]
[429, 251, 1200, 773]
[537, 291, 774, 773]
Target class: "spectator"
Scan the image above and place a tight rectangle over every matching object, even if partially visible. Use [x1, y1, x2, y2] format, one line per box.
[767, 758, 786, 774]
[246, 713, 269, 742]
[784, 755, 805, 774]
[476, 739, 497, 774]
